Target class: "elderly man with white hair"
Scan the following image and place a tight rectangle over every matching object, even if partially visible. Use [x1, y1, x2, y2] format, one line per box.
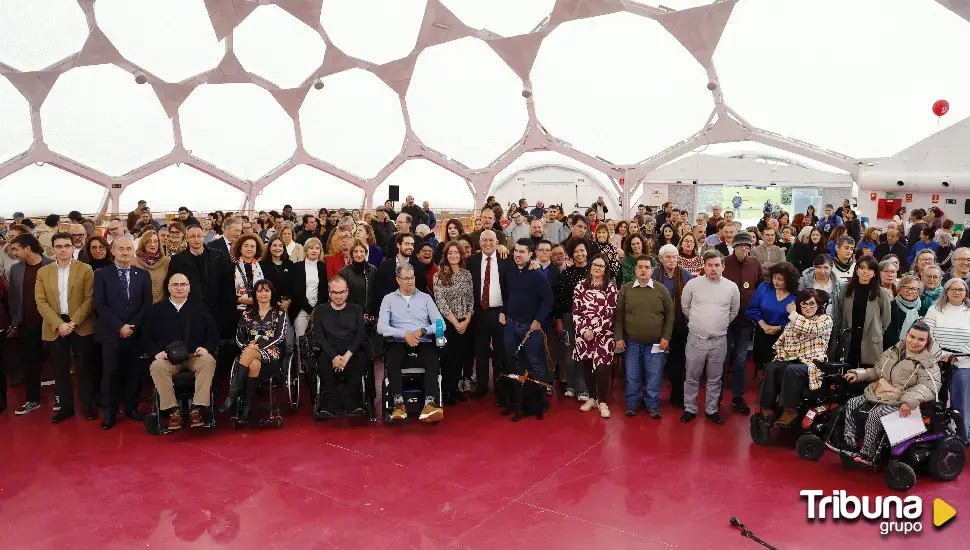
[654, 244, 693, 409]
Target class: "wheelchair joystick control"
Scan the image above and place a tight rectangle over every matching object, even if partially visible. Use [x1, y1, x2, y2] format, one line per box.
[435, 319, 447, 348]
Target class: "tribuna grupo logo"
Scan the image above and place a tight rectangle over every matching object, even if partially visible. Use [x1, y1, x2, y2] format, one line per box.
[801, 490, 923, 535]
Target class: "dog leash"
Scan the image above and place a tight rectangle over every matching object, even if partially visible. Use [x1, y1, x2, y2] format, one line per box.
[515, 327, 556, 377]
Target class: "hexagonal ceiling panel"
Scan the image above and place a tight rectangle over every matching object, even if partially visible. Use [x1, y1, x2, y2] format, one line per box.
[686, 142, 849, 173]
[41, 65, 175, 176]
[0, 163, 105, 216]
[440, 0, 555, 37]
[0, 76, 33, 165]
[0, 0, 89, 72]
[234, 5, 326, 89]
[407, 37, 529, 169]
[255, 165, 364, 211]
[120, 164, 245, 213]
[320, 0, 426, 65]
[180, 84, 297, 181]
[95, 0, 225, 83]
[532, 12, 712, 165]
[654, 0, 717, 9]
[492, 151, 613, 195]
[374, 159, 471, 209]
[715, 0, 970, 158]
[301, 68, 405, 179]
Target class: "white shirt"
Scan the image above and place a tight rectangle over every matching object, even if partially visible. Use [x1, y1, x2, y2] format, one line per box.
[73, 249, 81, 260]
[479, 251, 503, 308]
[56, 261, 71, 314]
[305, 260, 319, 307]
[632, 279, 654, 289]
[170, 298, 186, 312]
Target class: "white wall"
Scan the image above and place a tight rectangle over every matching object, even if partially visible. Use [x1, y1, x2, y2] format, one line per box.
[857, 190, 965, 228]
[491, 165, 618, 215]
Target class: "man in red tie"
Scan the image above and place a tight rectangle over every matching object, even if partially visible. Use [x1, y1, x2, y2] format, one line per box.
[466, 230, 511, 402]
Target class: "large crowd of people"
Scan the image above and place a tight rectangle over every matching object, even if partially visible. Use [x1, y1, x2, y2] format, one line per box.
[0, 195, 967, 458]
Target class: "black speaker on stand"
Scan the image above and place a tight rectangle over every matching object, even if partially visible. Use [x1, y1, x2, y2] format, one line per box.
[388, 184, 400, 203]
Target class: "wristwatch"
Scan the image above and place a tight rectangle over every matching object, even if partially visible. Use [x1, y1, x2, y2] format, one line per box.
[418, 328, 427, 337]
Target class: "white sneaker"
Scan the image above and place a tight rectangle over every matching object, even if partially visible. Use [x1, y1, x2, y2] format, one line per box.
[599, 402, 611, 418]
[564, 390, 575, 398]
[53, 395, 61, 412]
[577, 394, 589, 402]
[580, 399, 598, 412]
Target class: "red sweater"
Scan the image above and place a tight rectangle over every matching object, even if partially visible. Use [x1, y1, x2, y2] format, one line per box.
[723, 254, 762, 326]
[325, 254, 350, 281]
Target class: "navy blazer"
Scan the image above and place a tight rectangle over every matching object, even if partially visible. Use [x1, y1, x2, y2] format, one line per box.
[466, 252, 511, 311]
[93, 264, 154, 343]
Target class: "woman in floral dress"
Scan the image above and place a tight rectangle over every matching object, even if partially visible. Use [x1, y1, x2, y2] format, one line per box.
[573, 253, 618, 418]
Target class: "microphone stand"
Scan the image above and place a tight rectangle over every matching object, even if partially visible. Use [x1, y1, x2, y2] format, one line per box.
[730, 517, 778, 550]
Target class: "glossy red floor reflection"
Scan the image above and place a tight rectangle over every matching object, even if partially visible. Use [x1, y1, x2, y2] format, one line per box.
[1, 366, 967, 549]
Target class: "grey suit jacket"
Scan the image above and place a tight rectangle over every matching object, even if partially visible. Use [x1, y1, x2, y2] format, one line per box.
[841, 287, 892, 366]
[8, 256, 54, 327]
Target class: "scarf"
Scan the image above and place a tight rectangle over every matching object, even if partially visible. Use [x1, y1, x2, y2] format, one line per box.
[922, 285, 942, 303]
[833, 255, 853, 273]
[894, 295, 922, 340]
[137, 248, 162, 266]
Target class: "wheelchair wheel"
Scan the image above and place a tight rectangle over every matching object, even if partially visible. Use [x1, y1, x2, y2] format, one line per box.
[144, 413, 159, 435]
[796, 434, 825, 461]
[928, 436, 967, 482]
[749, 415, 773, 446]
[284, 355, 300, 414]
[884, 460, 917, 492]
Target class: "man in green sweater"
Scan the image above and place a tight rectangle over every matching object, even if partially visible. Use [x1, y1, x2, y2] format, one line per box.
[615, 255, 674, 418]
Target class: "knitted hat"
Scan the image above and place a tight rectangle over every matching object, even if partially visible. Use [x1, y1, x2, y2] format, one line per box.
[732, 232, 754, 247]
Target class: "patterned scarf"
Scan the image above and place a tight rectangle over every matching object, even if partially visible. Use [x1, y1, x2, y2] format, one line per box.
[137, 248, 162, 266]
[922, 285, 942, 303]
[894, 294, 922, 340]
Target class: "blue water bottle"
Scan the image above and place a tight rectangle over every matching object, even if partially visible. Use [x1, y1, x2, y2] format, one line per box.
[435, 318, 447, 348]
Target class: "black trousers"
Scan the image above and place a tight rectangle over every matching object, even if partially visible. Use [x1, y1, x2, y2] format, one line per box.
[666, 332, 687, 403]
[443, 321, 473, 397]
[49, 332, 94, 413]
[583, 360, 611, 402]
[384, 341, 439, 402]
[758, 361, 810, 410]
[752, 325, 781, 371]
[317, 352, 364, 413]
[474, 308, 504, 393]
[101, 337, 142, 415]
[19, 323, 44, 403]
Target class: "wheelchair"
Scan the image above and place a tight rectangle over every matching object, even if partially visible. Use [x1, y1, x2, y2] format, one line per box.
[143, 354, 217, 436]
[814, 358, 967, 491]
[750, 330, 859, 455]
[228, 336, 297, 430]
[380, 339, 443, 426]
[310, 356, 378, 421]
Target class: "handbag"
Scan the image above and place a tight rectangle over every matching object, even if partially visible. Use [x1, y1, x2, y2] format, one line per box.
[165, 318, 192, 365]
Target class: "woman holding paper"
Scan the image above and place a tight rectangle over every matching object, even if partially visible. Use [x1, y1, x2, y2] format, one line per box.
[840, 321, 941, 465]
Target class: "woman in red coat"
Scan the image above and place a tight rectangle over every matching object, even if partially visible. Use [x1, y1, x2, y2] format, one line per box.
[573, 253, 618, 418]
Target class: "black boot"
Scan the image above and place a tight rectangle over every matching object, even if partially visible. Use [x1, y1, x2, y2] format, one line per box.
[509, 380, 525, 422]
[240, 377, 257, 422]
[220, 364, 250, 413]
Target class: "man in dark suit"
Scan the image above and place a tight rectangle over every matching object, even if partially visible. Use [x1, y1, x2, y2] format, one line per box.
[170, 225, 235, 338]
[93, 237, 154, 429]
[6, 233, 53, 415]
[372, 233, 427, 317]
[466, 229, 511, 402]
[207, 216, 242, 267]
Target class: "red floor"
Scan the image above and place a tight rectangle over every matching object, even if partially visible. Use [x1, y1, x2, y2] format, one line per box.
[1, 369, 967, 550]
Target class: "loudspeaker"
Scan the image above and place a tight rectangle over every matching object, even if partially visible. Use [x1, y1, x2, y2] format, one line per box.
[388, 185, 400, 202]
[964, 199, 970, 215]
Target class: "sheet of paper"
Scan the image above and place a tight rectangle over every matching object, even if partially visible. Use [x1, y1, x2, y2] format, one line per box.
[880, 409, 927, 446]
[651, 344, 664, 354]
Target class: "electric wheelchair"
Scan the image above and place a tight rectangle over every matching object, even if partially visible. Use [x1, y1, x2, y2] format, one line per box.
[814, 354, 967, 492]
[380, 339, 443, 426]
[750, 330, 860, 455]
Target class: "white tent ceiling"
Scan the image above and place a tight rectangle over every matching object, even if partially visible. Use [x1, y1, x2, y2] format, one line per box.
[1, 0, 969, 216]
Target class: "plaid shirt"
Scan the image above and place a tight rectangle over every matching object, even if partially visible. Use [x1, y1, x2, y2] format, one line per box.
[773, 312, 833, 363]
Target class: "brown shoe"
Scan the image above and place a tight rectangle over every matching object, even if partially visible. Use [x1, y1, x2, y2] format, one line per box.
[419, 402, 443, 423]
[167, 409, 183, 431]
[391, 404, 407, 421]
[189, 408, 204, 428]
[775, 408, 799, 426]
[761, 407, 775, 418]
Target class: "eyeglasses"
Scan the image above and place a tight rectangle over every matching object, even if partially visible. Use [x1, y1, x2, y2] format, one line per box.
[948, 288, 967, 293]
[900, 286, 920, 292]
[591, 263, 607, 268]
[70, 233, 85, 238]
[955, 258, 970, 262]
[329, 289, 348, 295]
[924, 275, 942, 281]
[170, 283, 190, 288]
[397, 276, 415, 281]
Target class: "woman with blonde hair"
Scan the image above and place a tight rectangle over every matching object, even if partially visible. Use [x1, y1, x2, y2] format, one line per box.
[133, 229, 171, 303]
[911, 248, 937, 277]
[280, 222, 303, 262]
[355, 222, 383, 266]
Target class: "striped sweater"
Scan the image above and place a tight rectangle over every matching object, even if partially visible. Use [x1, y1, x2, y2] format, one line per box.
[923, 304, 970, 369]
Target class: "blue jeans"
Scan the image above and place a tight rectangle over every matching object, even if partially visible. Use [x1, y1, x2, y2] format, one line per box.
[722, 324, 754, 400]
[624, 339, 666, 410]
[504, 321, 547, 381]
[951, 367, 970, 444]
